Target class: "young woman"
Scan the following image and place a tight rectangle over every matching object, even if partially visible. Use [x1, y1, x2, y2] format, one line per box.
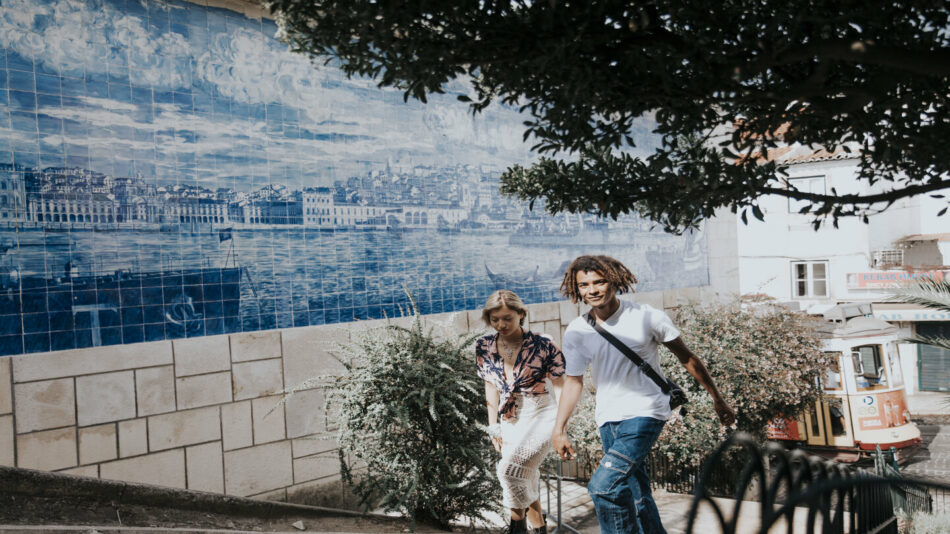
[475, 290, 565, 534]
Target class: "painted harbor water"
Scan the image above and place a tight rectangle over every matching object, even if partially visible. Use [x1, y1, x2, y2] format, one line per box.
[0, 225, 708, 354]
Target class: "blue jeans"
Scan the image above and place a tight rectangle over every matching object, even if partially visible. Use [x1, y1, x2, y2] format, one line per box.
[588, 417, 667, 534]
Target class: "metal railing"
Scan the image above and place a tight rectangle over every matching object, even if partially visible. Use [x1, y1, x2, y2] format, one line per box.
[541, 436, 950, 534]
[930, 485, 950, 515]
[685, 434, 950, 534]
[648, 449, 742, 497]
[541, 460, 583, 534]
[548, 448, 738, 497]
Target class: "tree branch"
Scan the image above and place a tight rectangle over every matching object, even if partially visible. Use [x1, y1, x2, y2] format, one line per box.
[742, 40, 950, 77]
[762, 178, 950, 204]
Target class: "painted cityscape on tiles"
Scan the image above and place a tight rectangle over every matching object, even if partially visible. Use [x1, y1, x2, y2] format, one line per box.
[0, 0, 709, 356]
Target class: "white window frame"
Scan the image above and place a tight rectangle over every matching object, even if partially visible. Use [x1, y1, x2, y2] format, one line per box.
[792, 260, 829, 298]
[787, 176, 826, 214]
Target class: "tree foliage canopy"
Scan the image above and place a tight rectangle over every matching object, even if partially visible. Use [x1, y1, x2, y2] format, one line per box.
[267, 0, 950, 231]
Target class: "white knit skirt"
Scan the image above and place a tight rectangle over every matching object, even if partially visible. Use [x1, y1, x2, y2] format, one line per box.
[497, 392, 556, 508]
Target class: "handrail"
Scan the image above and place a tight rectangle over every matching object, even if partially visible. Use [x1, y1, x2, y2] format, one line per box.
[685, 433, 950, 534]
[539, 436, 949, 533]
[541, 459, 582, 534]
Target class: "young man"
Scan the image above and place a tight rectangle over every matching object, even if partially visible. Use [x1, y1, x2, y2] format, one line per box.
[552, 255, 735, 534]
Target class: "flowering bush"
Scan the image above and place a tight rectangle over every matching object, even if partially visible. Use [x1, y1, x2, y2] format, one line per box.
[287, 309, 500, 530]
[568, 300, 832, 473]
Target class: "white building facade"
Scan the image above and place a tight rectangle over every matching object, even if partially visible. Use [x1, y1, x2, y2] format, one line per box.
[721, 150, 949, 395]
[301, 187, 466, 229]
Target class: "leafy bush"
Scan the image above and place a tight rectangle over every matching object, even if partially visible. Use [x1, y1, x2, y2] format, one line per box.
[568, 300, 832, 473]
[908, 511, 950, 534]
[289, 310, 500, 529]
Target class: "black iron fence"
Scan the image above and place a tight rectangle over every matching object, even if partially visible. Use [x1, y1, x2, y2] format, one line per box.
[550, 448, 739, 496]
[544, 435, 950, 534]
[684, 434, 950, 534]
[931, 485, 950, 515]
[872, 446, 937, 520]
[647, 449, 746, 497]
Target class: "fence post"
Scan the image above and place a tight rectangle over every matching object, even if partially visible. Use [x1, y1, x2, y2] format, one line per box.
[548, 459, 582, 534]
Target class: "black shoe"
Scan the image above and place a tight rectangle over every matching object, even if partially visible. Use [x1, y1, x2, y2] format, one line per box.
[527, 514, 547, 534]
[507, 518, 527, 534]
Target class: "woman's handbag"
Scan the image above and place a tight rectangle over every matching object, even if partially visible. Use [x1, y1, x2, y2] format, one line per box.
[584, 313, 689, 415]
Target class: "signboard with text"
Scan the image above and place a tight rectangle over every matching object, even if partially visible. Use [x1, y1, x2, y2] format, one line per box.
[847, 270, 949, 289]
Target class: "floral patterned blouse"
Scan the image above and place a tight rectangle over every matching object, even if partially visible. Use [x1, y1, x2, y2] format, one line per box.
[476, 330, 566, 421]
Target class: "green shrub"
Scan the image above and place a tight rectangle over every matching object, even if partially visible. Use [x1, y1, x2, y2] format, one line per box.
[908, 511, 950, 534]
[286, 310, 500, 530]
[567, 300, 832, 474]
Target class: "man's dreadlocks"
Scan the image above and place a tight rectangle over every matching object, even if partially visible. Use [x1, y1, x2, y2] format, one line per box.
[560, 255, 638, 303]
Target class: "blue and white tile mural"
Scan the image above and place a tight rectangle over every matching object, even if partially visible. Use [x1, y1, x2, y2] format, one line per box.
[0, 0, 709, 356]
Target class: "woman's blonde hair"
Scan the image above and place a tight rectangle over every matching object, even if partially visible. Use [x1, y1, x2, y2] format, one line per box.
[481, 290, 528, 326]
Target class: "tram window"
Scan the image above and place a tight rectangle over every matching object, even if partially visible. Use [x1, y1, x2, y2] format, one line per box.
[853, 345, 887, 390]
[808, 406, 821, 436]
[826, 398, 847, 436]
[822, 353, 843, 391]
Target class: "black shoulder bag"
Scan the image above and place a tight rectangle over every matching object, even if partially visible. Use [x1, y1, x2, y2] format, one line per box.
[585, 313, 689, 416]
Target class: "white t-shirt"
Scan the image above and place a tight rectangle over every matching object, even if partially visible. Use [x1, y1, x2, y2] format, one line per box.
[562, 300, 681, 426]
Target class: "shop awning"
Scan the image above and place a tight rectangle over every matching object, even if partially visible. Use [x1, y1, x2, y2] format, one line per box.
[872, 302, 950, 322]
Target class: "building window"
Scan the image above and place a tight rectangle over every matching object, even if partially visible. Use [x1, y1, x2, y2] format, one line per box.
[792, 261, 829, 297]
[872, 249, 903, 270]
[787, 176, 826, 213]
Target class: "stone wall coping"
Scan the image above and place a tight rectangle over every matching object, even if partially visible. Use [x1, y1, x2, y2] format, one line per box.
[0, 465, 375, 519]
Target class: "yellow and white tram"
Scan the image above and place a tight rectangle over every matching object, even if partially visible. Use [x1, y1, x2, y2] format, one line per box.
[768, 315, 921, 461]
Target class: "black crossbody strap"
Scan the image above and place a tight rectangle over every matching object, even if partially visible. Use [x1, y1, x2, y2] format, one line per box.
[585, 313, 673, 394]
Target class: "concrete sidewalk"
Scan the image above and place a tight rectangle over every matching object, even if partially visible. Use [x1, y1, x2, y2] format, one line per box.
[477, 479, 806, 534]
[909, 392, 950, 418]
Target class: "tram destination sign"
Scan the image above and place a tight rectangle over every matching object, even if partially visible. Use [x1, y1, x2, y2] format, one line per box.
[846, 269, 949, 289]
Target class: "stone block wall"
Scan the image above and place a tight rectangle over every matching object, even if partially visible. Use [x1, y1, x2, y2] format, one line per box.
[0, 287, 709, 503]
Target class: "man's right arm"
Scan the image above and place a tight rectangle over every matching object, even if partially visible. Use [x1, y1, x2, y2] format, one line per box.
[552, 374, 584, 460]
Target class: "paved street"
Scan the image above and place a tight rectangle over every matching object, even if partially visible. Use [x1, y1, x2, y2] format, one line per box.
[904, 422, 950, 482]
[904, 392, 950, 484]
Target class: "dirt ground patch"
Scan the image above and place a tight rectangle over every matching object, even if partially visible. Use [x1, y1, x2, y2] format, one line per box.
[0, 493, 457, 533]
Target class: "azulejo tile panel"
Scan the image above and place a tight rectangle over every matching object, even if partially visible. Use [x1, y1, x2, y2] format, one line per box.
[0, 0, 709, 356]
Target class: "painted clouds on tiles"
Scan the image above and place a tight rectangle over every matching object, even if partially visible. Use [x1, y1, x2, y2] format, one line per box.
[0, 0, 534, 186]
[2, 0, 191, 83]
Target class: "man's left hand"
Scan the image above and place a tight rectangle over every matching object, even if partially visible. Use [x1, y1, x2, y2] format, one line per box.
[714, 399, 736, 427]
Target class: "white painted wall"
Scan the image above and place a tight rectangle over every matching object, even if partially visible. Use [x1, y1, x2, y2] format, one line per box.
[705, 207, 740, 299]
[897, 341, 920, 395]
[729, 157, 947, 306]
